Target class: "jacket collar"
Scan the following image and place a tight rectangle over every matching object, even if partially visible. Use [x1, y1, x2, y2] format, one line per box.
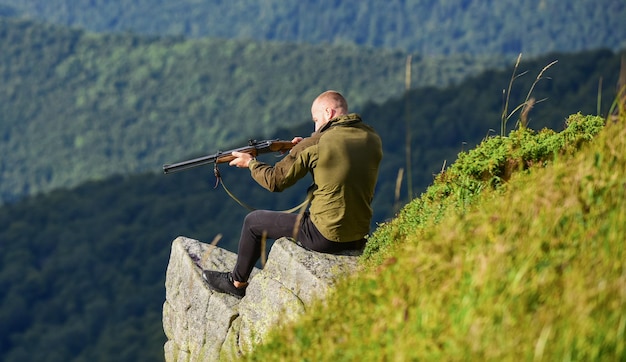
[319, 113, 362, 133]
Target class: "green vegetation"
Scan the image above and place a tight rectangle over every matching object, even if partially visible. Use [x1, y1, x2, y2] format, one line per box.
[365, 114, 607, 263]
[0, 170, 237, 361]
[1, 0, 624, 56]
[248, 112, 625, 360]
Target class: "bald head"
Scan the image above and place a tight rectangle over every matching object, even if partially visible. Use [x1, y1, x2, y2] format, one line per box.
[311, 90, 349, 131]
[313, 90, 348, 113]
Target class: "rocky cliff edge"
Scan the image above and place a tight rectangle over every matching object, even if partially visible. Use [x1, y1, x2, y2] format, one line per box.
[162, 236, 362, 361]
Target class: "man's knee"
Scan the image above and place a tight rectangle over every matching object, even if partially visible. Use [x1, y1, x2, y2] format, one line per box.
[243, 210, 264, 226]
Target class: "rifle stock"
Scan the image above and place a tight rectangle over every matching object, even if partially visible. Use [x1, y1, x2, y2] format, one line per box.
[162, 139, 294, 174]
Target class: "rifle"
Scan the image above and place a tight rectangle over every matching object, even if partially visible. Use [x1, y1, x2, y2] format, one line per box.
[162, 139, 294, 174]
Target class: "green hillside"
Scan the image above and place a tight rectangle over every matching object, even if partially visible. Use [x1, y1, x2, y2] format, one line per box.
[249, 112, 625, 360]
[0, 17, 508, 204]
[0, 0, 624, 56]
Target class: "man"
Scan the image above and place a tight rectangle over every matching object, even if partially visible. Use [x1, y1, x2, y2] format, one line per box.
[202, 90, 383, 298]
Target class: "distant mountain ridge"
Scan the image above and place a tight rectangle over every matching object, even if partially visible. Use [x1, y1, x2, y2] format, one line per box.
[0, 0, 624, 56]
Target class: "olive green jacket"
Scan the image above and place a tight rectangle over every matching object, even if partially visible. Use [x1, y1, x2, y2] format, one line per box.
[248, 113, 383, 242]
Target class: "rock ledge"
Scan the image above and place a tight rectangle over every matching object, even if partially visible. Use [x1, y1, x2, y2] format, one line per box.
[163, 236, 361, 361]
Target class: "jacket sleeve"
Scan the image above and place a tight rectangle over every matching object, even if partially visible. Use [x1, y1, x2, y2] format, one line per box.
[248, 138, 317, 192]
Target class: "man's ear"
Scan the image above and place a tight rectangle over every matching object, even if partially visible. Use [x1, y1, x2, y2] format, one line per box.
[326, 108, 336, 120]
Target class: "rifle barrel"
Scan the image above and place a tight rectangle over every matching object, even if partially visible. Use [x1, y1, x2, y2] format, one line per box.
[162, 153, 219, 174]
[162, 139, 293, 175]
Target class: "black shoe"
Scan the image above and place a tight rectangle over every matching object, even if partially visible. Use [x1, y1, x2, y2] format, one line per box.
[202, 270, 246, 299]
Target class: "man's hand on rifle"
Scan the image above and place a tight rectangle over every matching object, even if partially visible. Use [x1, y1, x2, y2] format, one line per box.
[229, 151, 254, 168]
[228, 137, 302, 169]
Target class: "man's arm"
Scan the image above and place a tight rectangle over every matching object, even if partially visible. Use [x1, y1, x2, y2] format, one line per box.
[244, 136, 317, 192]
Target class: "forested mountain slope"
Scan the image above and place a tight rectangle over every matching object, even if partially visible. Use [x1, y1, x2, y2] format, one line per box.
[0, 0, 624, 56]
[0, 47, 622, 362]
[0, 17, 509, 204]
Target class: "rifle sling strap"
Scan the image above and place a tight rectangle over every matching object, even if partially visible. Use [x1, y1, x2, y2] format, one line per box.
[213, 164, 311, 213]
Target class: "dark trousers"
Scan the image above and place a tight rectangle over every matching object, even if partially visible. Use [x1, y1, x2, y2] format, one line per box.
[232, 210, 366, 282]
